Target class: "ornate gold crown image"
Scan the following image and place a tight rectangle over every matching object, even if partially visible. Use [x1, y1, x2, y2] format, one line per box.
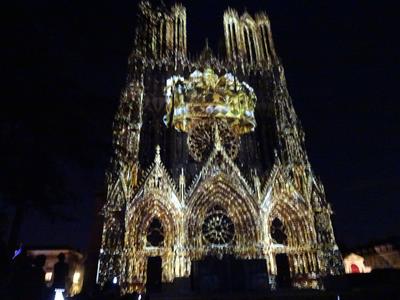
[164, 68, 257, 135]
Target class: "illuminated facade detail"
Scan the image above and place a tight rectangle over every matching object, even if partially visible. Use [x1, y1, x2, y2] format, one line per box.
[99, 1, 344, 293]
[224, 9, 276, 65]
[164, 68, 257, 135]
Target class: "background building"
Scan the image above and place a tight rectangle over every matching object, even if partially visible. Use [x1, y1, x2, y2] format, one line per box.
[28, 248, 85, 296]
[344, 238, 400, 274]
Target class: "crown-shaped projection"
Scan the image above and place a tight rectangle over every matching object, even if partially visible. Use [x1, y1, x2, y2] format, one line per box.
[164, 68, 257, 135]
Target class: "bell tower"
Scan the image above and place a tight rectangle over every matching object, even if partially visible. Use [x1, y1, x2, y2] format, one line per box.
[134, 1, 186, 59]
[223, 8, 276, 65]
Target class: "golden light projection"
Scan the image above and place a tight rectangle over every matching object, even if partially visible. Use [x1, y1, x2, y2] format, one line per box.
[164, 68, 257, 135]
[98, 0, 344, 294]
[164, 68, 257, 161]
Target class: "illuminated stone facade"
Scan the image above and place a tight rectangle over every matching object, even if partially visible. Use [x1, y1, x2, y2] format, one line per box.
[98, 1, 343, 292]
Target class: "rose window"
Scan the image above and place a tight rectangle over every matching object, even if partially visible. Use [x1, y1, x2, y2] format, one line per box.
[202, 206, 235, 245]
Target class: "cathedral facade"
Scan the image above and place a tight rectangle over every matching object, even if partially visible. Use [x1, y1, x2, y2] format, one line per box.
[98, 1, 343, 292]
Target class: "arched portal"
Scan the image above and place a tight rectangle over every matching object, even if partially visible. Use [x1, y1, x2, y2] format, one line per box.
[186, 174, 261, 259]
[124, 196, 180, 290]
[187, 174, 268, 292]
[265, 195, 318, 286]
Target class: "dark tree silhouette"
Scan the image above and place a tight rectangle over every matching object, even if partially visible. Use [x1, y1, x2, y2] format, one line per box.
[0, 119, 74, 253]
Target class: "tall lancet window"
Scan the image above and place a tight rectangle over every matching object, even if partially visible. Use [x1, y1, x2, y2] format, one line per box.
[271, 217, 288, 245]
[147, 218, 165, 247]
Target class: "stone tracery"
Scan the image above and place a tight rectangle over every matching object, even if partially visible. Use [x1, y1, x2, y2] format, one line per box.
[98, 0, 344, 293]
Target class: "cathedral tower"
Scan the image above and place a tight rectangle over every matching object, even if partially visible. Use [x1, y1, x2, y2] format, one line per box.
[98, 1, 343, 292]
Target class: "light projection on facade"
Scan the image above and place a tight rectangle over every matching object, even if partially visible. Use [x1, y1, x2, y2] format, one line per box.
[98, 1, 344, 293]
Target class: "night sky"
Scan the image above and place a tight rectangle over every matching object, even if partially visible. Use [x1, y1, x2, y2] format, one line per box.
[2, 0, 399, 253]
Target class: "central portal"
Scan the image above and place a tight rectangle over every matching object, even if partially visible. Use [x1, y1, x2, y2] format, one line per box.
[276, 253, 291, 288]
[191, 255, 269, 293]
[146, 256, 162, 293]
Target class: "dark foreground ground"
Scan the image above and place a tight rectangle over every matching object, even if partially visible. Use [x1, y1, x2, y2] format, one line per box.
[2, 270, 399, 300]
[70, 288, 399, 300]
[69, 271, 400, 300]
[2, 284, 399, 300]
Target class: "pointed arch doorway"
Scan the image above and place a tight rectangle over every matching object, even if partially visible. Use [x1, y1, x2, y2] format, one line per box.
[275, 253, 291, 288]
[146, 256, 162, 293]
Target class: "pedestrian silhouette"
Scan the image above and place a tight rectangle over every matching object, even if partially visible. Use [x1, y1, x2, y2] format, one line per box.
[0, 238, 9, 288]
[31, 255, 46, 300]
[9, 249, 33, 300]
[52, 253, 69, 290]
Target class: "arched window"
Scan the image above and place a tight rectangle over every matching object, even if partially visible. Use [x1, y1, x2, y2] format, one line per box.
[249, 30, 257, 63]
[162, 22, 167, 55]
[147, 218, 164, 247]
[232, 23, 239, 56]
[261, 25, 269, 59]
[177, 18, 181, 50]
[244, 28, 251, 63]
[155, 22, 161, 58]
[202, 205, 235, 245]
[270, 217, 288, 245]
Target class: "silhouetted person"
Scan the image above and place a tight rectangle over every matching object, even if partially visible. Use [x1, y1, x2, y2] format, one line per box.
[120, 292, 140, 300]
[52, 253, 69, 291]
[95, 281, 120, 300]
[8, 249, 33, 300]
[30, 255, 47, 300]
[0, 238, 9, 288]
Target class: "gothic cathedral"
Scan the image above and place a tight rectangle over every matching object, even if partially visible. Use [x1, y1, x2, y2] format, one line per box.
[98, 1, 343, 293]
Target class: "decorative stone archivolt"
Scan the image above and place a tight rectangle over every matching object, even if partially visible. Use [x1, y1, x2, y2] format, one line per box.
[186, 173, 261, 259]
[124, 197, 183, 287]
[266, 198, 315, 248]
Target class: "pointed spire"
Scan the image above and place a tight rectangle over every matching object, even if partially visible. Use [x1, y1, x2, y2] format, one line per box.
[179, 168, 186, 202]
[214, 125, 222, 151]
[252, 168, 261, 201]
[155, 145, 161, 164]
[179, 168, 185, 185]
[199, 39, 214, 66]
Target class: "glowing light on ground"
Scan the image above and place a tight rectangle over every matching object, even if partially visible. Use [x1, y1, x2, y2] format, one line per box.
[54, 289, 65, 300]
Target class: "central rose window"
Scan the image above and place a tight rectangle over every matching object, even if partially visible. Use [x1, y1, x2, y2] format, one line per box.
[202, 205, 235, 245]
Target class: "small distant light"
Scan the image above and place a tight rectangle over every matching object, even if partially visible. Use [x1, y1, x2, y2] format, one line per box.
[138, 294, 142, 300]
[112, 276, 118, 284]
[12, 247, 22, 260]
[54, 289, 65, 300]
[100, 248, 104, 254]
[45, 272, 53, 282]
[73, 271, 81, 284]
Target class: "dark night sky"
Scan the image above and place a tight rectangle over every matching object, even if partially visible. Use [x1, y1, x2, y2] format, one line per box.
[2, 0, 399, 253]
